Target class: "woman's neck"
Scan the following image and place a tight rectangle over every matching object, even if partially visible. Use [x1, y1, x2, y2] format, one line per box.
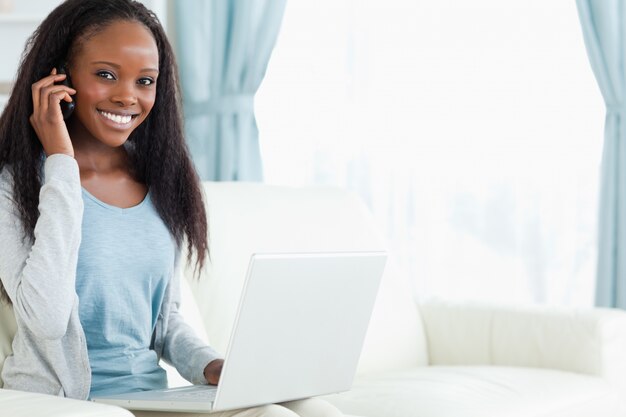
[67, 119, 129, 175]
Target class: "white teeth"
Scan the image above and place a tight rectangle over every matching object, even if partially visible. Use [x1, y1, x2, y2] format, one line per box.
[99, 111, 132, 124]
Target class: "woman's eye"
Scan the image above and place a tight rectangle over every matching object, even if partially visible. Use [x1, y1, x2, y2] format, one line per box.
[96, 71, 115, 80]
[137, 78, 155, 86]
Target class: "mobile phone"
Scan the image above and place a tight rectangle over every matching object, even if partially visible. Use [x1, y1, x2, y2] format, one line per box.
[55, 63, 75, 120]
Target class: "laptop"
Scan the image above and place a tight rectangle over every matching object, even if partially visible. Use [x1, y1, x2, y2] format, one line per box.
[91, 251, 387, 413]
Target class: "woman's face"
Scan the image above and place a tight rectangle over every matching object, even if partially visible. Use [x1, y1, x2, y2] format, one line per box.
[68, 20, 159, 147]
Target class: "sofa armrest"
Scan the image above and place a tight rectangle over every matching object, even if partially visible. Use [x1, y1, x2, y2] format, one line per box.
[0, 389, 132, 417]
[419, 299, 626, 386]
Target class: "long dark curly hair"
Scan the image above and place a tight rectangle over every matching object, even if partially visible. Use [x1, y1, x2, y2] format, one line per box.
[0, 0, 209, 303]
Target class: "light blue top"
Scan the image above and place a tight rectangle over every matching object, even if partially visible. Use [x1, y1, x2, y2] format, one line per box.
[76, 186, 175, 397]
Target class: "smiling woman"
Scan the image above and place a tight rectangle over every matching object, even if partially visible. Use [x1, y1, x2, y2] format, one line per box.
[0, 1, 343, 416]
[0, 0, 221, 405]
[0, 0, 219, 402]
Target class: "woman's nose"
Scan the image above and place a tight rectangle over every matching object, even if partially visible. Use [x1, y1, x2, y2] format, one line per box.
[110, 82, 138, 107]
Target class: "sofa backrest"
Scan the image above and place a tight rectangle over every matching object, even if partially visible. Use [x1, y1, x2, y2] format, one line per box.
[0, 301, 17, 387]
[419, 299, 626, 375]
[183, 182, 429, 375]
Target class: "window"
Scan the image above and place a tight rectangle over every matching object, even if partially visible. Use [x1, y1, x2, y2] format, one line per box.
[257, 0, 604, 306]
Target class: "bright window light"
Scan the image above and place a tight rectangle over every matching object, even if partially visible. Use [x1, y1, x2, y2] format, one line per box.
[257, 0, 605, 306]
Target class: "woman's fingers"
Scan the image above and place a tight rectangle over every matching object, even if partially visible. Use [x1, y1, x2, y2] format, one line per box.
[49, 90, 72, 106]
[39, 84, 76, 117]
[41, 84, 76, 102]
[31, 68, 55, 110]
[31, 71, 69, 112]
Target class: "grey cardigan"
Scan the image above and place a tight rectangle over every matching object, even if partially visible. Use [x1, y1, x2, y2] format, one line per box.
[0, 154, 220, 399]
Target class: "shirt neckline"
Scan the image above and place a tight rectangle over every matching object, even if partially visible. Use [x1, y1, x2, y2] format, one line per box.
[81, 187, 150, 213]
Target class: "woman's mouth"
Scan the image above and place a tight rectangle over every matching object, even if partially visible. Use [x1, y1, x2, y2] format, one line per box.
[97, 109, 139, 128]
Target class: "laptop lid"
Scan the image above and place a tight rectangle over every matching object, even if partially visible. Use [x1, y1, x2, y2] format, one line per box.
[213, 251, 386, 411]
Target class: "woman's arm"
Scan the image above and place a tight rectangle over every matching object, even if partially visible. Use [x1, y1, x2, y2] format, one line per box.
[0, 154, 83, 339]
[160, 249, 223, 385]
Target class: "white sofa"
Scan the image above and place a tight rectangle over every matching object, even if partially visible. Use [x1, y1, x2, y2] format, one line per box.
[2, 181, 626, 417]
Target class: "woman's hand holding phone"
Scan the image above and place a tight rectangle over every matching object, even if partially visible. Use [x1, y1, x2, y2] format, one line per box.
[29, 67, 76, 158]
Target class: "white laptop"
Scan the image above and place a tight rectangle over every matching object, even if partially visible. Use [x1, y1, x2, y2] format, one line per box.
[91, 251, 387, 413]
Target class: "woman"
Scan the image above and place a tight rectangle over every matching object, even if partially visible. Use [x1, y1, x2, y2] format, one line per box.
[0, 1, 341, 416]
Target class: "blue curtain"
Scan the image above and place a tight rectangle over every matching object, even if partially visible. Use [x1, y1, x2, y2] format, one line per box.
[576, 0, 626, 307]
[174, 0, 287, 181]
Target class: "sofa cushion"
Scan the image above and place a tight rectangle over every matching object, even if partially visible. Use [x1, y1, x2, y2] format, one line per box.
[322, 366, 626, 417]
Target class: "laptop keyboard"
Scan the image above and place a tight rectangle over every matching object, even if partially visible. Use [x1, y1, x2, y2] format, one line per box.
[160, 387, 217, 401]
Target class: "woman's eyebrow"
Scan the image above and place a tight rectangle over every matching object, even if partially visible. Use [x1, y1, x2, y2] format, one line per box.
[90, 61, 159, 73]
